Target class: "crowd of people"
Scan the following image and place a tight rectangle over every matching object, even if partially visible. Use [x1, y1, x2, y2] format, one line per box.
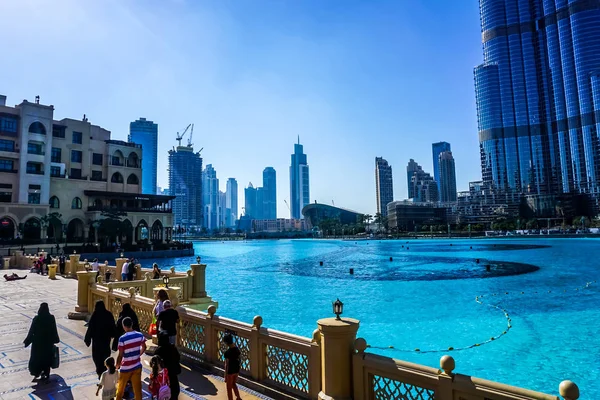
[25, 288, 243, 399]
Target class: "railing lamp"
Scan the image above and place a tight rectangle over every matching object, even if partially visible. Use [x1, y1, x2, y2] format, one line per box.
[120, 252, 124, 258]
[163, 275, 170, 288]
[73, 250, 77, 254]
[196, 255, 201, 264]
[333, 298, 343, 320]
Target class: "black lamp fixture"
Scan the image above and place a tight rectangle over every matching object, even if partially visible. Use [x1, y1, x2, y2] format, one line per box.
[333, 298, 344, 320]
[163, 275, 170, 288]
[196, 255, 201, 264]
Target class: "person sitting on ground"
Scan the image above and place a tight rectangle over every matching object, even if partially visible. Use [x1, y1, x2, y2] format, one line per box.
[157, 300, 179, 345]
[4, 273, 27, 281]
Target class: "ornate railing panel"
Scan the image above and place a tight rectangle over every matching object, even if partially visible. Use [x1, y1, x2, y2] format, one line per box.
[179, 317, 206, 358]
[265, 343, 310, 394]
[216, 329, 251, 373]
[372, 374, 434, 400]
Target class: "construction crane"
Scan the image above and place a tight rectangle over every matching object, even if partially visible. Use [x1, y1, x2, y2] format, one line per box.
[332, 200, 335, 206]
[187, 124, 194, 147]
[284, 199, 290, 211]
[176, 124, 192, 147]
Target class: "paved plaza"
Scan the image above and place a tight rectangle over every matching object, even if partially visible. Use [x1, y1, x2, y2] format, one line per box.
[0, 269, 268, 400]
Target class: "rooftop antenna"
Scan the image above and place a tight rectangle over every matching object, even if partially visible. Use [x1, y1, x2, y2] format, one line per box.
[298, 135, 300, 145]
[35, 95, 40, 104]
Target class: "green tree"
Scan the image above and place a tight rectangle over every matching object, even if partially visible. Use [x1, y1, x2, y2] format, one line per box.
[97, 210, 128, 245]
[41, 212, 63, 243]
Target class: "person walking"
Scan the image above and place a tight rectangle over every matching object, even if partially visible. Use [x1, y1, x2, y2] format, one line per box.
[58, 253, 66, 275]
[155, 332, 181, 399]
[126, 258, 137, 281]
[96, 356, 118, 400]
[223, 334, 242, 400]
[148, 355, 170, 400]
[115, 317, 146, 400]
[112, 303, 140, 351]
[24, 303, 60, 382]
[121, 259, 129, 282]
[157, 300, 179, 345]
[85, 300, 116, 378]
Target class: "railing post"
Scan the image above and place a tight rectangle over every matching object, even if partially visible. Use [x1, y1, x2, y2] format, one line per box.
[143, 273, 152, 297]
[69, 253, 80, 277]
[249, 316, 263, 381]
[68, 270, 96, 319]
[436, 355, 455, 400]
[317, 317, 359, 400]
[559, 380, 579, 400]
[190, 263, 207, 298]
[352, 338, 367, 400]
[309, 329, 322, 399]
[204, 305, 217, 364]
[135, 264, 142, 280]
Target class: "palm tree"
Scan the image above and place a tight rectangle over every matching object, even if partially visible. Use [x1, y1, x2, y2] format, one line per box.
[364, 214, 373, 232]
[374, 213, 382, 233]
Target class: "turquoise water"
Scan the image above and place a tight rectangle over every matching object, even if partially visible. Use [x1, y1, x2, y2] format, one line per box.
[145, 239, 600, 397]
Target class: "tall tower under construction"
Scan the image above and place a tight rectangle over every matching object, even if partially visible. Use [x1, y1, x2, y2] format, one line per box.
[168, 140, 203, 229]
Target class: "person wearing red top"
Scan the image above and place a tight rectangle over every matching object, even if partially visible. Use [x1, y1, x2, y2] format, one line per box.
[149, 355, 170, 400]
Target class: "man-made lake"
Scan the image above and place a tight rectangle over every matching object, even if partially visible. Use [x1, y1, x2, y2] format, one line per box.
[145, 238, 600, 397]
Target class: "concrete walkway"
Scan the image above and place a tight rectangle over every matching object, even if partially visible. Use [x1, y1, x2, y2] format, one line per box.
[0, 269, 269, 400]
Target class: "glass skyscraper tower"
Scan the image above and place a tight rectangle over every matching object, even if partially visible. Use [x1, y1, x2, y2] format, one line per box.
[474, 0, 600, 197]
[129, 118, 158, 194]
[375, 157, 394, 216]
[432, 142, 451, 195]
[290, 138, 309, 219]
[263, 167, 277, 219]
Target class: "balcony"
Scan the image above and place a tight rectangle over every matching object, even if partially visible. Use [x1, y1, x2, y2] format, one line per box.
[26, 170, 44, 175]
[0, 168, 17, 173]
[87, 205, 172, 213]
[126, 160, 140, 168]
[90, 176, 107, 182]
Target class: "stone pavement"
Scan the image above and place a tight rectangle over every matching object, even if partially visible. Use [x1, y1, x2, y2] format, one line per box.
[0, 269, 270, 400]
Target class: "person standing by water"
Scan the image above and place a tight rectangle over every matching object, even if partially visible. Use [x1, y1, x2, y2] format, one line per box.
[223, 334, 242, 400]
[85, 300, 116, 378]
[58, 252, 66, 275]
[121, 259, 129, 282]
[153, 289, 169, 317]
[91, 258, 100, 281]
[24, 303, 60, 383]
[152, 263, 161, 279]
[115, 317, 146, 400]
[126, 258, 137, 281]
[157, 300, 179, 345]
[155, 331, 181, 399]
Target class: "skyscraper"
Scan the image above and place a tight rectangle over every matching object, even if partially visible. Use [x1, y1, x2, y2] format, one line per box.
[432, 142, 451, 194]
[226, 178, 238, 228]
[168, 145, 202, 228]
[290, 138, 309, 219]
[202, 164, 219, 230]
[375, 157, 394, 216]
[439, 151, 457, 202]
[474, 0, 600, 197]
[407, 159, 438, 203]
[263, 167, 277, 219]
[244, 183, 258, 219]
[129, 118, 158, 195]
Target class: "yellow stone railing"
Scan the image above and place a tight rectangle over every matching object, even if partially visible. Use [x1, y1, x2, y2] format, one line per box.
[80, 273, 579, 400]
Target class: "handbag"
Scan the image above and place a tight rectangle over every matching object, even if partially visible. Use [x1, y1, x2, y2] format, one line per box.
[51, 345, 60, 369]
[149, 314, 158, 336]
[157, 369, 171, 400]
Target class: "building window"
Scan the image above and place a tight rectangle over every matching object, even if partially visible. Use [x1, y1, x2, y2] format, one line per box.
[92, 153, 103, 166]
[127, 174, 139, 184]
[72, 131, 82, 144]
[29, 184, 41, 190]
[71, 150, 82, 163]
[0, 192, 11, 203]
[50, 166, 62, 177]
[0, 116, 18, 134]
[91, 170, 103, 181]
[0, 159, 14, 172]
[111, 156, 123, 166]
[111, 172, 124, 183]
[28, 122, 46, 135]
[28, 193, 41, 204]
[26, 162, 43, 175]
[27, 142, 44, 155]
[51, 147, 62, 163]
[52, 125, 66, 138]
[71, 197, 82, 209]
[0, 139, 15, 152]
[49, 196, 60, 208]
[70, 168, 82, 179]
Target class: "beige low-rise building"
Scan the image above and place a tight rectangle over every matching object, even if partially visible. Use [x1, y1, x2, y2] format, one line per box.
[0, 94, 173, 245]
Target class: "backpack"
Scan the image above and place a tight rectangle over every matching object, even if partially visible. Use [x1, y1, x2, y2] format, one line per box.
[157, 369, 171, 400]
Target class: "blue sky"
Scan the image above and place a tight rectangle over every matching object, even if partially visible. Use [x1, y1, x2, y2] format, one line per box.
[1, 0, 483, 217]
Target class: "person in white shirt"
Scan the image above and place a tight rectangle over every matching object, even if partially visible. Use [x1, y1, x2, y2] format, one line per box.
[91, 258, 100, 281]
[121, 260, 129, 281]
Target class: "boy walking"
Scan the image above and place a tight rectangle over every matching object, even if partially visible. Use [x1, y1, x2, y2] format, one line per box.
[116, 317, 146, 400]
